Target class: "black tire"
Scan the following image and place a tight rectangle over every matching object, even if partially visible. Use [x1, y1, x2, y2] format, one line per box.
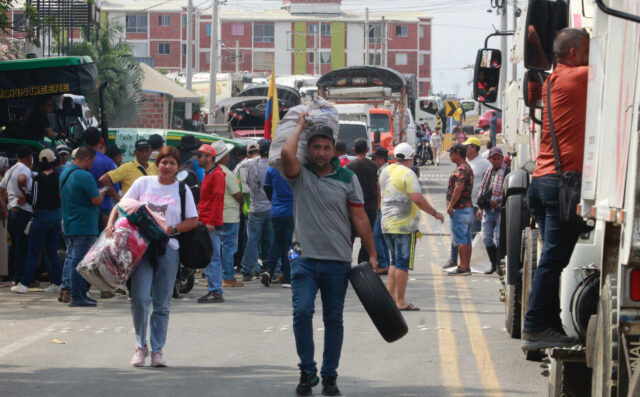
[505, 282, 522, 339]
[178, 274, 195, 294]
[592, 273, 624, 397]
[505, 194, 528, 285]
[521, 228, 539, 339]
[348, 262, 408, 343]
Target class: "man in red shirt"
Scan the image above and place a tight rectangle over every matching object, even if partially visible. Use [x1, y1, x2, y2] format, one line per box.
[196, 144, 226, 304]
[522, 28, 589, 350]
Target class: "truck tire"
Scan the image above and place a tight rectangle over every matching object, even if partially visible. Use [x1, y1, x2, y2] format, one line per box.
[505, 194, 528, 285]
[505, 282, 522, 339]
[592, 274, 624, 397]
[521, 228, 539, 337]
[348, 262, 408, 343]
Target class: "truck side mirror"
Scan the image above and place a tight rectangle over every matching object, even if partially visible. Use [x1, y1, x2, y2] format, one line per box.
[473, 48, 502, 104]
[524, 0, 569, 70]
[522, 70, 548, 109]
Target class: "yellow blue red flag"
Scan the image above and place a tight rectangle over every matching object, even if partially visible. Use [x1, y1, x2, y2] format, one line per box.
[264, 63, 279, 139]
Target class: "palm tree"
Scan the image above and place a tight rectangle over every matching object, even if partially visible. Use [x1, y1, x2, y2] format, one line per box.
[68, 24, 142, 126]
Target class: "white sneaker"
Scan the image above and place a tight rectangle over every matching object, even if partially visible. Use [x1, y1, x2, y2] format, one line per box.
[43, 284, 61, 293]
[10, 283, 29, 294]
[281, 283, 291, 289]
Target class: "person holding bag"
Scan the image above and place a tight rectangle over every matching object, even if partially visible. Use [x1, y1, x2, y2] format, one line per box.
[106, 146, 198, 367]
[521, 28, 590, 351]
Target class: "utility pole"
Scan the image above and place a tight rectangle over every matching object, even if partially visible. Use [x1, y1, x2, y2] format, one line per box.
[235, 40, 239, 73]
[382, 16, 387, 67]
[186, 0, 193, 119]
[314, 24, 319, 75]
[499, 0, 508, 107]
[208, 0, 218, 125]
[512, 0, 518, 81]
[364, 8, 369, 65]
[195, 10, 200, 72]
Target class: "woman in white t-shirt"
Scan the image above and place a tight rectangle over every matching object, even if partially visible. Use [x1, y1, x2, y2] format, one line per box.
[106, 146, 198, 368]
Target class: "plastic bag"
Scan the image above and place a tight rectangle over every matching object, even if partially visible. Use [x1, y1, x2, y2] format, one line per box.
[269, 96, 339, 171]
[76, 217, 148, 290]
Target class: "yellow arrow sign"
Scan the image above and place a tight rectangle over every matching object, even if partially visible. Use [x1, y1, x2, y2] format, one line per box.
[445, 100, 459, 117]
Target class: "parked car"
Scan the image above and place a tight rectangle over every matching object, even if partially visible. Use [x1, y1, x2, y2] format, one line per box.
[476, 110, 502, 134]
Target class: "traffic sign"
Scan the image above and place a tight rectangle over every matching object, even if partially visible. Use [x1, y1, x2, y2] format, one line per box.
[445, 100, 459, 117]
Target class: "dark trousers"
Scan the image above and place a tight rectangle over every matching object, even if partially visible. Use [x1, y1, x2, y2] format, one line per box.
[523, 176, 581, 333]
[7, 208, 33, 282]
[351, 207, 377, 264]
[263, 216, 294, 284]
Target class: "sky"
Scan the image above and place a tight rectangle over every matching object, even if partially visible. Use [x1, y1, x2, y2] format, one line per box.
[200, 0, 519, 98]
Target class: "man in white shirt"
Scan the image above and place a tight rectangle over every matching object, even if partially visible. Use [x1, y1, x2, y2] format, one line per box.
[0, 146, 34, 284]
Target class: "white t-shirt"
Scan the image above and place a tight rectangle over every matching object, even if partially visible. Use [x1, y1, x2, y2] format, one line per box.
[0, 162, 33, 212]
[123, 176, 198, 249]
[467, 155, 491, 207]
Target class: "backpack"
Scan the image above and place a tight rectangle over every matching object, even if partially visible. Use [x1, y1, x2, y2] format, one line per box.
[178, 156, 200, 205]
[177, 182, 212, 269]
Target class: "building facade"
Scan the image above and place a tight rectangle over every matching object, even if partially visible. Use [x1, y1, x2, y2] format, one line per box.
[102, 0, 432, 94]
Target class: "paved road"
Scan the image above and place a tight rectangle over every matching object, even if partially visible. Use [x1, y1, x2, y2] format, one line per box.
[0, 157, 547, 396]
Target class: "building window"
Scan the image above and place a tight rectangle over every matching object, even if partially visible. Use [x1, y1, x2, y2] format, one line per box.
[308, 23, 318, 34]
[158, 43, 171, 55]
[368, 25, 381, 44]
[395, 53, 408, 65]
[320, 52, 331, 64]
[206, 24, 211, 36]
[126, 15, 148, 33]
[419, 54, 424, 66]
[419, 26, 424, 39]
[231, 23, 244, 36]
[182, 15, 187, 27]
[254, 23, 274, 43]
[254, 51, 274, 70]
[308, 52, 314, 64]
[368, 53, 381, 66]
[321, 23, 331, 37]
[395, 25, 408, 37]
[158, 15, 171, 27]
[182, 43, 186, 55]
[131, 42, 148, 57]
[12, 12, 24, 31]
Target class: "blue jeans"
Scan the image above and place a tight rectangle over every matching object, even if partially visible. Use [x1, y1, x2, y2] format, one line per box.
[241, 210, 273, 276]
[523, 176, 581, 333]
[130, 246, 179, 353]
[204, 230, 223, 295]
[374, 211, 390, 269]
[291, 257, 350, 378]
[384, 232, 417, 271]
[482, 208, 501, 247]
[490, 125, 497, 146]
[64, 235, 97, 300]
[262, 216, 294, 283]
[7, 208, 32, 282]
[220, 222, 240, 281]
[450, 207, 474, 246]
[21, 209, 62, 286]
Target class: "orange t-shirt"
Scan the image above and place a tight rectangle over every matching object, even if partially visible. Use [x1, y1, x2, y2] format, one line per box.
[532, 63, 588, 177]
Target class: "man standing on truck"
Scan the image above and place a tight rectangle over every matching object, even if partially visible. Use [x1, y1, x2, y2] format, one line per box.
[522, 28, 590, 350]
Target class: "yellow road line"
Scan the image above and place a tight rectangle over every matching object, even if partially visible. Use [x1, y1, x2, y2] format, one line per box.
[454, 277, 504, 396]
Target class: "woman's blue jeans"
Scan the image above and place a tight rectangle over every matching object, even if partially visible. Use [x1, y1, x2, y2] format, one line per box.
[130, 247, 179, 353]
[21, 209, 62, 286]
[291, 257, 350, 378]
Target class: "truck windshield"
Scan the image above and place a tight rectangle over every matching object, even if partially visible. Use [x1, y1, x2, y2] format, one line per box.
[370, 113, 391, 133]
[338, 124, 368, 155]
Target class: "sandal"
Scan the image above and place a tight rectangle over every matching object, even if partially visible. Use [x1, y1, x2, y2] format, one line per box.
[398, 303, 420, 311]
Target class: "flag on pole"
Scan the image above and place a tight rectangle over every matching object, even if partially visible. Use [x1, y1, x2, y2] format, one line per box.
[264, 63, 279, 139]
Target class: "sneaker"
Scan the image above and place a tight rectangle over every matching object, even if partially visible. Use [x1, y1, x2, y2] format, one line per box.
[442, 259, 457, 269]
[296, 370, 319, 396]
[321, 377, 341, 396]
[197, 291, 225, 303]
[130, 345, 149, 367]
[58, 288, 71, 303]
[521, 328, 580, 351]
[151, 351, 167, 367]
[448, 267, 471, 276]
[222, 279, 244, 288]
[282, 283, 291, 289]
[68, 297, 97, 307]
[10, 283, 28, 294]
[272, 275, 285, 285]
[260, 271, 272, 287]
[100, 291, 116, 299]
[242, 274, 253, 282]
[43, 284, 61, 293]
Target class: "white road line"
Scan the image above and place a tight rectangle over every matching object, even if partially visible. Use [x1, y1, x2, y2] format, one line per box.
[0, 316, 81, 358]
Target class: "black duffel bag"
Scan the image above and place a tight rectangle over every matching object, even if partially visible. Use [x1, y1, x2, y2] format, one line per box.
[178, 182, 213, 269]
[348, 262, 408, 343]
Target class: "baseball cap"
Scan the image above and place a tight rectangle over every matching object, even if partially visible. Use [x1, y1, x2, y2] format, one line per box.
[38, 148, 57, 164]
[448, 143, 467, 156]
[135, 139, 151, 150]
[197, 144, 217, 158]
[149, 134, 165, 150]
[306, 124, 335, 143]
[56, 144, 71, 155]
[394, 142, 414, 160]
[246, 142, 259, 154]
[372, 146, 389, 159]
[489, 147, 504, 157]
[463, 137, 481, 147]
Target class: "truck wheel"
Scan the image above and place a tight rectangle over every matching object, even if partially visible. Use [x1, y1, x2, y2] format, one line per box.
[505, 194, 528, 285]
[505, 283, 522, 339]
[521, 228, 539, 339]
[592, 274, 623, 397]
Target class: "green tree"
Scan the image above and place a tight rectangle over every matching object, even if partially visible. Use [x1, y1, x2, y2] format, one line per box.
[67, 23, 142, 126]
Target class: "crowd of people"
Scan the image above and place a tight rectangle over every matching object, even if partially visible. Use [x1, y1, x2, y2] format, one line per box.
[0, 107, 509, 395]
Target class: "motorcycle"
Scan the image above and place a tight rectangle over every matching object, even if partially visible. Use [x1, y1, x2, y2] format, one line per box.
[414, 140, 434, 166]
[173, 263, 195, 298]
